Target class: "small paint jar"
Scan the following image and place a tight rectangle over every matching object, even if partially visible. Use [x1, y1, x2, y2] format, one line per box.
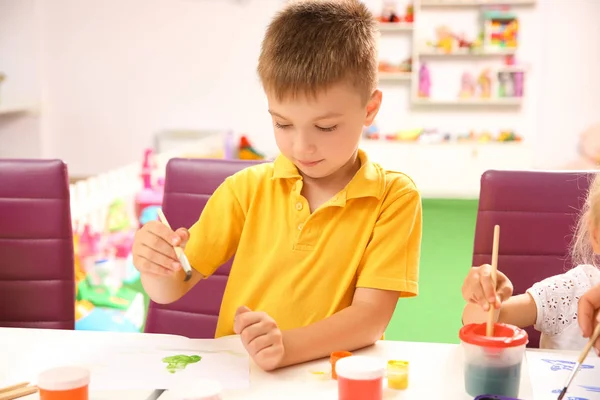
[386, 360, 409, 390]
[37, 366, 90, 400]
[336, 355, 385, 400]
[330, 351, 352, 379]
[459, 322, 528, 398]
[168, 379, 222, 400]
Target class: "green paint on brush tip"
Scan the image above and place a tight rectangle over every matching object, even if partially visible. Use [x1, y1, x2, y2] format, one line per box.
[162, 354, 202, 374]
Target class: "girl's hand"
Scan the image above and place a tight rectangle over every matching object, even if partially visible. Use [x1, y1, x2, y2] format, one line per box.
[462, 264, 514, 311]
[578, 284, 600, 354]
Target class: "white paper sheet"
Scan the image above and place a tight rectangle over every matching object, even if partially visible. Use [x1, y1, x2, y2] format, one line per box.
[4, 336, 250, 391]
[526, 351, 600, 400]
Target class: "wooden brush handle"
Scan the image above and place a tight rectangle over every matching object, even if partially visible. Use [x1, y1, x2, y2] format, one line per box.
[486, 225, 501, 337]
[0, 383, 28, 395]
[0, 386, 38, 400]
[579, 321, 600, 364]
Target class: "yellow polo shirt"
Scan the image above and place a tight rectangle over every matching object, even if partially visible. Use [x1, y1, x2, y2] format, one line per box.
[184, 149, 422, 338]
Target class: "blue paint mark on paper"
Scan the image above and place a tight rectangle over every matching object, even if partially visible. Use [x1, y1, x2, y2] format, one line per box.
[550, 391, 589, 400]
[542, 359, 595, 371]
[580, 386, 600, 393]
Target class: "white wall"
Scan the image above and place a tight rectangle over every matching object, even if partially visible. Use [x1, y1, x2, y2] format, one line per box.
[1, 0, 599, 175]
[535, 0, 600, 169]
[0, 0, 42, 158]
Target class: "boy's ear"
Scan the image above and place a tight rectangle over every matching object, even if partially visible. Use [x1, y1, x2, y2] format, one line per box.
[364, 90, 382, 126]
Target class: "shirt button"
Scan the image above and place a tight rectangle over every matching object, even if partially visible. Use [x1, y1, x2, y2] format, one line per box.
[298, 223, 304, 230]
[295, 202, 303, 211]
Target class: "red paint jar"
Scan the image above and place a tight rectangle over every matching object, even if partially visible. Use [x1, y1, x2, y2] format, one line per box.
[335, 356, 385, 400]
[37, 366, 90, 400]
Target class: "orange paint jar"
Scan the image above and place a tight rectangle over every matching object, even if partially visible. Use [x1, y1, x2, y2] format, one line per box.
[330, 351, 352, 379]
[38, 366, 90, 400]
[336, 356, 385, 400]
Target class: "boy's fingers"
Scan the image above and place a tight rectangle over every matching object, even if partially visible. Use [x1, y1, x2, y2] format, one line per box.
[234, 306, 254, 334]
[174, 228, 190, 246]
[145, 220, 176, 242]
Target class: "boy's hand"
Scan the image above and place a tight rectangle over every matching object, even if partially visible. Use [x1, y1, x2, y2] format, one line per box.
[578, 284, 600, 354]
[462, 264, 513, 312]
[234, 306, 284, 371]
[132, 220, 190, 277]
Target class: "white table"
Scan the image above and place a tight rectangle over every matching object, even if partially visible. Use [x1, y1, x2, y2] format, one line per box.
[0, 327, 566, 400]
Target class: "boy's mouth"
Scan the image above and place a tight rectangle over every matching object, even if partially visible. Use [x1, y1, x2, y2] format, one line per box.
[296, 159, 323, 168]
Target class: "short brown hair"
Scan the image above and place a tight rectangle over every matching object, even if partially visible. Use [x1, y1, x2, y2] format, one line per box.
[257, 0, 378, 104]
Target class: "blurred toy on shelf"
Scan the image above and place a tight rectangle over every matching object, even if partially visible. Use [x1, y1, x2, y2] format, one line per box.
[435, 26, 454, 53]
[363, 123, 380, 140]
[379, 1, 413, 23]
[418, 64, 431, 98]
[379, 58, 412, 73]
[458, 72, 476, 98]
[481, 9, 518, 50]
[498, 70, 524, 98]
[380, 0, 400, 22]
[365, 126, 522, 144]
[135, 149, 164, 228]
[238, 135, 265, 160]
[405, 2, 414, 23]
[477, 68, 492, 98]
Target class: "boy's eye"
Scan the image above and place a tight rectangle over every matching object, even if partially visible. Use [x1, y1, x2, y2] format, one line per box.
[275, 122, 291, 129]
[316, 125, 337, 132]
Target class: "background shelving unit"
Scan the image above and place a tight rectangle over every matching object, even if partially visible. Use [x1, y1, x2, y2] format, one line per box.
[369, 0, 536, 198]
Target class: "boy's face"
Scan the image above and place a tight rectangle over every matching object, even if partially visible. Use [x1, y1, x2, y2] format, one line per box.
[266, 82, 382, 179]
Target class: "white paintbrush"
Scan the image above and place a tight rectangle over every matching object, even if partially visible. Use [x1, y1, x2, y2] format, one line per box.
[157, 209, 192, 282]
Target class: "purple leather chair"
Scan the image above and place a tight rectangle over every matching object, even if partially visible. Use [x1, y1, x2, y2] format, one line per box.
[472, 169, 595, 348]
[144, 158, 263, 338]
[0, 159, 75, 329]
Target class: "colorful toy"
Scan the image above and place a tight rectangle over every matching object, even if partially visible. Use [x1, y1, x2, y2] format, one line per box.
[458, 72, 476, 98]
[238, 135, 265, 160]
[435, 26, 454, 54]
[378, 58, 411, 73]
[418, 64, 431, 98]
[363, 123, 380, 140]
[498, 70, 524, 98]
[477, 68, 492, 98]
[482, 10, 519, 49]
[135, 149, 164, 228]
[379, 0, 400, 23]
[405, 3, 414, 23]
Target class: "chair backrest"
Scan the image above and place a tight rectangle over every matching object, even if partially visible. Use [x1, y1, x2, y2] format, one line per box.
[0, 159, 75, 329]
[472, 169, 595, 348]
[144, 157, 263, 338]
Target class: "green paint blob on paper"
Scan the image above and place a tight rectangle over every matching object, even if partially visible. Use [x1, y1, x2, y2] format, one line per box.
[162, 354, 202, 374]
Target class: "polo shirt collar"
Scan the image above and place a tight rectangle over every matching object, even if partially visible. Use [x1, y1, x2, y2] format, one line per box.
[271, 149, 384, 200]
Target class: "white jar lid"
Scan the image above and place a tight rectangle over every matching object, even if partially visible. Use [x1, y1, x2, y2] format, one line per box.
[335, 356, 385, 381]
[37, 366, 90, 391]
[168, 379, 222, 400]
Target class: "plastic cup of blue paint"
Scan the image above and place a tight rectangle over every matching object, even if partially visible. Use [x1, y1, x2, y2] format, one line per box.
[459, 323, 528, 398]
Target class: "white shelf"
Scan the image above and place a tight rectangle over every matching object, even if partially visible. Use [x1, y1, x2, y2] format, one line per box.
[412, 97, 523, 106]
[360, 140, 532, 198]
[421, 0, 536, 7]
[0, 103, 35, 116]
[378, 72, 412, 81]
[378, 22, 414, 32]
[418, 47, 517, 57]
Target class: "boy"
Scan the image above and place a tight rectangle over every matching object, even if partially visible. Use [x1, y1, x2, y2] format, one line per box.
[132, 0, 422, 371]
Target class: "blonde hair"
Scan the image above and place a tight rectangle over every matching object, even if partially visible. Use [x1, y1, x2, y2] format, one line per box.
[257, 0, 378, 104]
[571, 173, 600, 266]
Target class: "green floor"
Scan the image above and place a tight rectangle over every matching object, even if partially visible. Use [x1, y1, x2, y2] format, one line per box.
[385, 199, 479, 344]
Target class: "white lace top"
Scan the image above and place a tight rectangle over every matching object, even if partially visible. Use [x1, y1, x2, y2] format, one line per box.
[526, 264, 600, 351]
